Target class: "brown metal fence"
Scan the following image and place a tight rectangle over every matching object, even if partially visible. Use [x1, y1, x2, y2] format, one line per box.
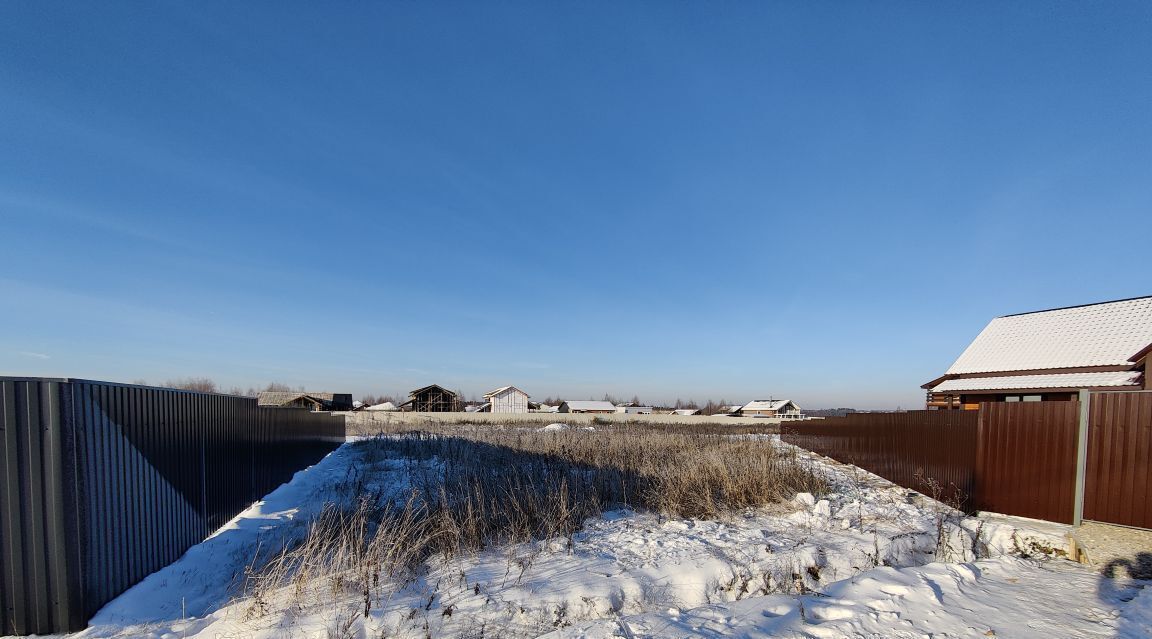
[780, 410, 979, 507]
[1085, 391, 1152, 529]
[783, 395, 1152, 530]
[976, 401, 1080, 524]
[0, 378, 345, 636]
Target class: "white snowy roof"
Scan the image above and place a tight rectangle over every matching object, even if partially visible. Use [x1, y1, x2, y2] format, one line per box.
[563, 400, 616, 411]
[672, 409, 701, 415]
[484, 385, 528, 398]
[932, 371, 1142, 393]
[364, 401, 398, 411]
[945, 297, 1152, 375]
[740, 399, 799, 412]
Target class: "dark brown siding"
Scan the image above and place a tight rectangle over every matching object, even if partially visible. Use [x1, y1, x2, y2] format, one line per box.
[1085, 391, 1152, 529]
[783, 394, 1152, 530]
[975, 401, 1079, 524]
[781, 411, 979, 506]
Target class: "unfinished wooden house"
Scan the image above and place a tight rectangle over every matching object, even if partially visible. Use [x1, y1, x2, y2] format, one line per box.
[923, 296, 1152, 409]
[483, 386, 530, 413]
[399, 384, 461, 412]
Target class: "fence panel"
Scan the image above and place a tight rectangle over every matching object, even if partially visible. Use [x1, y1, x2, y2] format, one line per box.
[974, 401, 1080, 524]
[781, 410, 979, 506]
[1085, 391, 1152, 529]
[0, 379, 86, 635]
[0, 377, 345, 636]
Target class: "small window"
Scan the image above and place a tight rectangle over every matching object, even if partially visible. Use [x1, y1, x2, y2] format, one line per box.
[1005, 396, 1020, 402]
[1023, 395, 1042, 402]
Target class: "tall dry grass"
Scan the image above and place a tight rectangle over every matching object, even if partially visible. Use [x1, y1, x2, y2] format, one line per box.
[242, 424, 826, 621]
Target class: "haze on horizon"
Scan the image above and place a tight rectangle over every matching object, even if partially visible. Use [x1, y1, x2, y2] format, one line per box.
[2, 3, 1150, 410]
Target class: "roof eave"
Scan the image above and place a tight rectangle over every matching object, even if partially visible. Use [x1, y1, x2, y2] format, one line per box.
[938, 383, 1142, 394]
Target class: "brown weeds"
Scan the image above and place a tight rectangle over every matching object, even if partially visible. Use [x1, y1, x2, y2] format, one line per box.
[242, 424, 826, 619]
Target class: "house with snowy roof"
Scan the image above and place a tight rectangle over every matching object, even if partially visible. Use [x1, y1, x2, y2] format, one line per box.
[922, 296, 1152, 409]
[558, 400, 617, 414]
[482, 385, 530, 413]
[735, 399, 806, 420]
[257, 391, 354, 412]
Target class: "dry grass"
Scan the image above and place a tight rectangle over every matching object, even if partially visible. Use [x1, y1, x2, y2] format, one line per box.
[344, 412, 784, 437]
[241, 424, 826, 620]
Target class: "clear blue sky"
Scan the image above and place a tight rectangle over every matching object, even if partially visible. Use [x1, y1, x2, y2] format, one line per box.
[2, 2, 1150, 409]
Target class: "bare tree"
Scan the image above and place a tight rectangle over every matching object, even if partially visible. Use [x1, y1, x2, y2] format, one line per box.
[165, 377, 218, 393]
[264, 382, 293, 392]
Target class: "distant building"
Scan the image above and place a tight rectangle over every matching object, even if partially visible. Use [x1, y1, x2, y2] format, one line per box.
[736, 399, 806, 420]
[923, 296, 1152, 409]
[257, 391, 354, 412]
[364, 401, 399, 412]
[399, 385, 460, 412]
[671, 408, 701, 416]
[484, 386, 530, 413]
[558, 400, 617, 414]
[616, 405, 653, 414]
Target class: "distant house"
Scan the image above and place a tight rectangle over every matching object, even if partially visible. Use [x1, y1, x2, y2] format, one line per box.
[615, 405, 653, 414]
[923, 296, 1152, 409]
[484, 386, 530, 413]
[399, 385, 460, 412]
[257, 391, 354, 412]
[364, 401, 399, 412]
[558, 400, 617, 414]
[736, 399, 806, 420]
[671, 408, 701, 416]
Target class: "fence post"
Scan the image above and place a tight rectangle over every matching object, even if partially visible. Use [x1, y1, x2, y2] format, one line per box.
[1072, 389, 1091, 527]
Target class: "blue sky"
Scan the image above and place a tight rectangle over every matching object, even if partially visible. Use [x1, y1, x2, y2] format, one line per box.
[1, 2, 1150, 408]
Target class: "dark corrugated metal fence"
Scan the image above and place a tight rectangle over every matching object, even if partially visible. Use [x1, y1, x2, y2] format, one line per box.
[0, 378, 344, 636]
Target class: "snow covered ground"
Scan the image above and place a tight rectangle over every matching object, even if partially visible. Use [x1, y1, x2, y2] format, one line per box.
[26, 432, 1148, 639]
